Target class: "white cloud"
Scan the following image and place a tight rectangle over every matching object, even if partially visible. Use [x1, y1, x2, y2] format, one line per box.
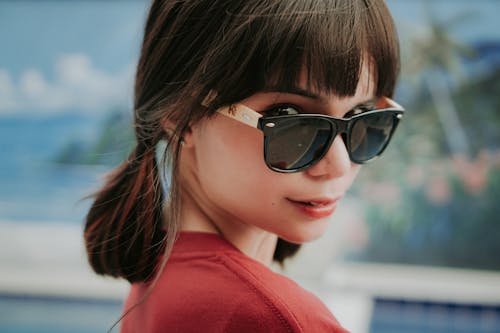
[21, 69, 48, 96]
[0, 70, 17, 110]
[0, 53, 134, 114]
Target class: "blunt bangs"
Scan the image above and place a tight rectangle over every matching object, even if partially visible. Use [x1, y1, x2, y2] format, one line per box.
[202, 0, 399, 109]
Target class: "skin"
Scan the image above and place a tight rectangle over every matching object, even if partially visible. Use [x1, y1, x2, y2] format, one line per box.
[177, 64, 375, 266]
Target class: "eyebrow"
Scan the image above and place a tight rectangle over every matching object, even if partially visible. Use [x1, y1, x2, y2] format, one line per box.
[261, 86, 323, 101]
[260, 86, 377, 110]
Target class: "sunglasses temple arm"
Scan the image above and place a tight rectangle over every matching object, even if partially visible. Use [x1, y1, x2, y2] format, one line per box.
[217, 104, 262, 128]
[384, 97, 405, 111]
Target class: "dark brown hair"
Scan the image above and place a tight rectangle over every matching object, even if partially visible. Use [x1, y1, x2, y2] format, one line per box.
[84, 0, 400, 283]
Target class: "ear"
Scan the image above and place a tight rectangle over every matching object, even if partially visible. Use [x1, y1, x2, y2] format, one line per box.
[160, 116, 176, 137]
[180, 125, 195, 149]
[160, 117, 195, 149]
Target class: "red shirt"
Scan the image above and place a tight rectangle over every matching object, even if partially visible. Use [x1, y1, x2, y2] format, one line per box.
[121, 232, 348, 333]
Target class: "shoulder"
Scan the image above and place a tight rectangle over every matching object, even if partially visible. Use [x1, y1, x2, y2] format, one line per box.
[122, 246, 348, 333]
[219, 252, 348, 333]
[162, 251, 300, 331]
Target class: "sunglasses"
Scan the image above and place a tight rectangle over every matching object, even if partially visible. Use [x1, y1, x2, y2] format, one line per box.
[216, 96, 404, 173]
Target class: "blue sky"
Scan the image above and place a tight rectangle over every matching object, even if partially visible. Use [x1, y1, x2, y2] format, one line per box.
[386, 0, 500, 42]
[0, 1, 148, 78]
[0, 1, 149, 114]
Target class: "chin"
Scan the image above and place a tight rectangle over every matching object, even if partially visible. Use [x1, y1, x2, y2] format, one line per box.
[280, 223, 328, 244]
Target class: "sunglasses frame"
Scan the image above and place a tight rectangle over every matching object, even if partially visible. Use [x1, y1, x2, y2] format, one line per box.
[217, 96, 404, 173]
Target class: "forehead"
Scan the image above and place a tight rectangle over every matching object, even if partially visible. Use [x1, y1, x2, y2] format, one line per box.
[241, 61, 377, 117]
[201, 1, 398, 111]
[293, 60, 377, 102]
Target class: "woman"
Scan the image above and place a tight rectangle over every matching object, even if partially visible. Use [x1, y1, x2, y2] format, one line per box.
[84, 0, 404, 332]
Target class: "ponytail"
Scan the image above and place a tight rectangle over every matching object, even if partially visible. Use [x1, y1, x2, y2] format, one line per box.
[84, 144, 167, 283]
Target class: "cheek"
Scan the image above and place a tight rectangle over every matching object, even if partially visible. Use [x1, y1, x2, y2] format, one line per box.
[352, 164, 362, 178]
[193, 120, 280, 203]
[347, 164, 362, 187]
[197, 121, 263, 175]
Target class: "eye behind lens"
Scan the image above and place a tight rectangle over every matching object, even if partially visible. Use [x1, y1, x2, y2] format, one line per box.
[265, 117, 334, 171]
[349, 112, 397, 163]
[262, 105, 301, 117]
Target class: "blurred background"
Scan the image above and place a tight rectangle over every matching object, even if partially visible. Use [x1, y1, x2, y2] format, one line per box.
[0, 0, 499, 332]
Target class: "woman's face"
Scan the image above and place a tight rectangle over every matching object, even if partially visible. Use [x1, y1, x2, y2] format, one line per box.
[180, 66, 375, 244]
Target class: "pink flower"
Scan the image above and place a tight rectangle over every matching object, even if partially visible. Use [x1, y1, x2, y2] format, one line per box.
[452, 151, 490, 195]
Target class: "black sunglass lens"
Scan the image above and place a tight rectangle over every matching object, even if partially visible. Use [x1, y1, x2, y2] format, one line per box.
[265, 118, 333, 171]
[350, 112, 396, 162]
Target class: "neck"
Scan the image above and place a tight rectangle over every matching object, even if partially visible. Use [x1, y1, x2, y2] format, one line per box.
[179, 188, 278, 266]
[221, 228, 278, 266]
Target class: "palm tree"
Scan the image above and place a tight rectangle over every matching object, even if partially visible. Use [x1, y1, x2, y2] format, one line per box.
[402, 1, 477, 157]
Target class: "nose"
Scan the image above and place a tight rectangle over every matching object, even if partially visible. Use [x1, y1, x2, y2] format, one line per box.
[305, 135, 352, 179]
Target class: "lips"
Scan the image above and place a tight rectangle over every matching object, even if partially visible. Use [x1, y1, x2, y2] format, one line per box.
[286, 197, 340, 218]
